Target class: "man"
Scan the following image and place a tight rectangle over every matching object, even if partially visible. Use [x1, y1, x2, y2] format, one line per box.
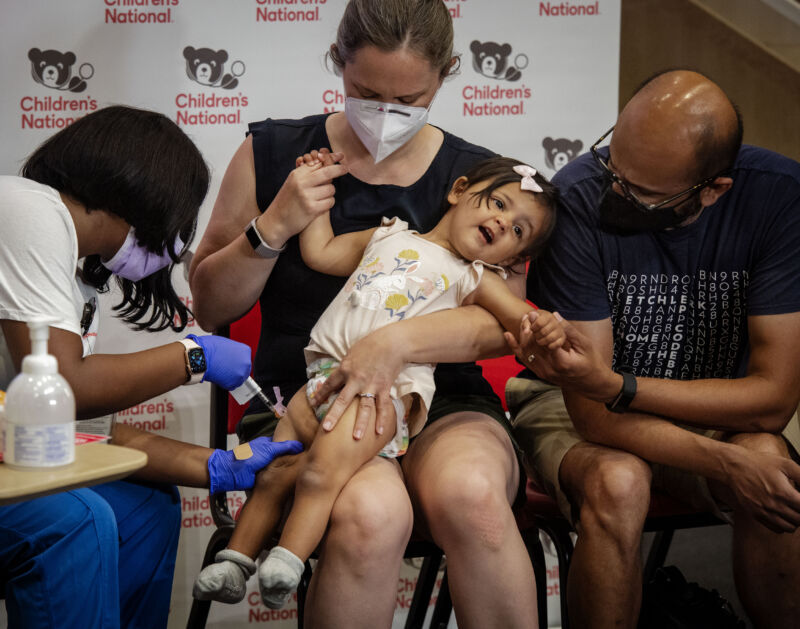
[506, 69, 800, 628]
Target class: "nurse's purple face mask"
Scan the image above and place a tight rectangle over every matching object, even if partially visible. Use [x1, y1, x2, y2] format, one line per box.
[102, 227, 184, 281]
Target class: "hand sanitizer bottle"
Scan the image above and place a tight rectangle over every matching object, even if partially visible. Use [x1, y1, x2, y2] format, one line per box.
[3, 320, 75, 468]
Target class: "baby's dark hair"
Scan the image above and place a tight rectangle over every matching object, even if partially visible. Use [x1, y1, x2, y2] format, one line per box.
[453, 156, 558, 262]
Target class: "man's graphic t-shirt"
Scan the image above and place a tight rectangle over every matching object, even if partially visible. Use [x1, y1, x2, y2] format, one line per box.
[528, 145, 800, 380]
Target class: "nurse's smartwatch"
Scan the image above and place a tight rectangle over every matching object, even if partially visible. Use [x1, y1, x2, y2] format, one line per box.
[605, 367, 636, 413]
[180, 337, 206, 384]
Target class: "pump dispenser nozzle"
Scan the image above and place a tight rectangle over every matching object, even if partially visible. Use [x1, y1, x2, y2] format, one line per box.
[21, 319, 59, 376]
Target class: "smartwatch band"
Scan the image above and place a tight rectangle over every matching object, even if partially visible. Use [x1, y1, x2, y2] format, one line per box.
[605, 368, 637, 414]
[246, 217, 286, 259]
[179, 338, 206, 385]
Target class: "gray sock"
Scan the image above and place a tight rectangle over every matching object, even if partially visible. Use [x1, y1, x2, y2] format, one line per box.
[193, 549, 256, 604]
[258, 546, 306, 609]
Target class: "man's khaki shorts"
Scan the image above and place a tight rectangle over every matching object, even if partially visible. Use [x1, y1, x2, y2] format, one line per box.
[505, 376, 800, 526]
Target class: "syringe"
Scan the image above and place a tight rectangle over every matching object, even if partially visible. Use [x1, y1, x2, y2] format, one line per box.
[230, 376, 279, 414]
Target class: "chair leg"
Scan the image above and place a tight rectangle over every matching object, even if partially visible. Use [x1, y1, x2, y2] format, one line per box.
[428, 569, 451, 629]
[538, 523, 574, 629]
[186, 525, 235, 629]
[521, 526, 548, 629]
[405, 550, 444, 629]
[296, 560, 313, 629]
[643, 528, 674, 584]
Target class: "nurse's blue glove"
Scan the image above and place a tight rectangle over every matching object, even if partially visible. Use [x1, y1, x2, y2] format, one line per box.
[187, 334, 251, 391]
[207, 437, 304, 494]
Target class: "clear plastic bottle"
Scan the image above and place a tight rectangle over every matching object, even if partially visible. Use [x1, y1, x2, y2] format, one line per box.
[3, 320, 75, 468]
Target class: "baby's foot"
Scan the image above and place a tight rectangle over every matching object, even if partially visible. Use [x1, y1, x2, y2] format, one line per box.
[258, 546, 305, 609]
[193, 549, 256, 603]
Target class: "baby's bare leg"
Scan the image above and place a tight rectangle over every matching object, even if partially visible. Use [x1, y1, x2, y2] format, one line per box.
[227, 389, 319, 556]
[193, 389, 318, 603]
[258, 397, 401, 608]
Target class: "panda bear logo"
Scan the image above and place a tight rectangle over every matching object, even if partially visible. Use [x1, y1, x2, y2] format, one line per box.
[469, 40, 528, 82]
[28, 48, 94, 93]
[183, 46, 245, 90]
[542, 137, 584, 171]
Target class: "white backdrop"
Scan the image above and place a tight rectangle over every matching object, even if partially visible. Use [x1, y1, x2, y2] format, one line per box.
[0, 1, 619, 627]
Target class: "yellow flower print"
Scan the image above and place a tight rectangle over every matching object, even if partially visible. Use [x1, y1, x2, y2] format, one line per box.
[435, 274, 450, 291]
[397, 249, 419, 260]
[385, 293, 409, 310]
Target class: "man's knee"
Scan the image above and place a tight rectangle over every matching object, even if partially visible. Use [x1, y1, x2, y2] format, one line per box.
[566, 453, 652, 534]
[727, 431, 791, 458]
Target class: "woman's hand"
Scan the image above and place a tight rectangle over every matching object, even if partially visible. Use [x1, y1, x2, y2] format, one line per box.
[314, 325, 406, 440]
[257, 149, 347, 247]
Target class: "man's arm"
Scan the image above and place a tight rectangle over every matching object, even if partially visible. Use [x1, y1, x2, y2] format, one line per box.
[521, 313, 800, 434]
[549, 318, 800, 532]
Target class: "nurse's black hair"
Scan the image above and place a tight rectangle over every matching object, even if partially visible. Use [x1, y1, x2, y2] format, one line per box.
[21, 105, 209, 331]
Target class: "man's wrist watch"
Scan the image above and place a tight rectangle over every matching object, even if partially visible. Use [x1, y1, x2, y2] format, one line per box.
[605, 367, 636, 413]
[179, 338, 207, 385]
[246, 217, 286, 259]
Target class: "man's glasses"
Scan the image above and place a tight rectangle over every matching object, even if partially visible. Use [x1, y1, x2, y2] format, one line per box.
[590, 126, 724, 212]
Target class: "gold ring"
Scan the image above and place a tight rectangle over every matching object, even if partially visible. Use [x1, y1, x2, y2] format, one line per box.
[527, 354, 535, 362]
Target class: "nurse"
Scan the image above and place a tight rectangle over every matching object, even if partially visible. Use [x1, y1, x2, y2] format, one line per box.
[0, 105, 301, 629]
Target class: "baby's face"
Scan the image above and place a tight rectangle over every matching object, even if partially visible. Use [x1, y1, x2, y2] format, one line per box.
[448, 181, 549, 266]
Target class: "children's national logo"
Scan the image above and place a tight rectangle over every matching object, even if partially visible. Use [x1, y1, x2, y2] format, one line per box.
[28, 48, 94, 93]
[469, 40, 528, 82]
[462, 39, 531, 117]
[183, 46, 245, 89]
[542, 137, 584, 171]
[176, 46, 249, 126]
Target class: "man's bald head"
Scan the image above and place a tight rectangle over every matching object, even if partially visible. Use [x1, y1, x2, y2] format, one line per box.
[618, 70, 742, 182]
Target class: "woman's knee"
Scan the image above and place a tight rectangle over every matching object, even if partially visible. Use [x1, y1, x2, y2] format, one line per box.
[328, 475, 412, 558]
[420, 462, 515, 550]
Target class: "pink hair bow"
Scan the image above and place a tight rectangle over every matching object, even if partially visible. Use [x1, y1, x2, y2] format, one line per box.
[513, 164, 543, 193]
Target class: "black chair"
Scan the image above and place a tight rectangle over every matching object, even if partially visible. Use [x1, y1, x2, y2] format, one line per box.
[514, 481, 724, 629]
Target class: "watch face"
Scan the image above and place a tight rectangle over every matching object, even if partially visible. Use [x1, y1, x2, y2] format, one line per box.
[188, 347, 207, 373]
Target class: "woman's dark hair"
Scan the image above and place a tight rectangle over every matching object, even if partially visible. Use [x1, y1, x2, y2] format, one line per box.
[21, 105, 209, 331]
[328, 0, 459, 79]
[451, 156, 558, 263]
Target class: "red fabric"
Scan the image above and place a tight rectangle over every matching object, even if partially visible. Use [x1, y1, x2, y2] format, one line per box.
[227, 304, 262, 433]
[477, 355, 523, 410]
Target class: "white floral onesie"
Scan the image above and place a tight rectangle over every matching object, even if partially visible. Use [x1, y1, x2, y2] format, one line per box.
[304, 217, 505, 455]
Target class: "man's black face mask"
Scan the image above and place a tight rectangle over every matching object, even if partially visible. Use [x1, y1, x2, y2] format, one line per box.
[598, 181, 691, 234]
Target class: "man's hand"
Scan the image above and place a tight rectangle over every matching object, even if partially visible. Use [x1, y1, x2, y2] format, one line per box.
[313, 325, 405, 440]
[207, 437, 304, 494]
[505, 311, 620, 402]
[724, 447, 800, 533]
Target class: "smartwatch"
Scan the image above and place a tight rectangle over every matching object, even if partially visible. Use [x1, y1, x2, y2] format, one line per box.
[605, 368, 636, 414]
[246, 217, 286, 259]
[179, 338, 207, 385]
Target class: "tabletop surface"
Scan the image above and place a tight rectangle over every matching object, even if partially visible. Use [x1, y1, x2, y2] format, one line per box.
[0, 442, 148, 505]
